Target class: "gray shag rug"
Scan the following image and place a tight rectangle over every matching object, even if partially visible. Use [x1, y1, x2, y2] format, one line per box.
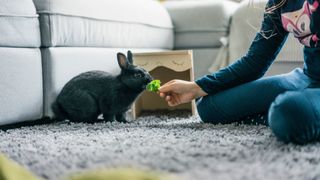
[0, 112, 320, 180]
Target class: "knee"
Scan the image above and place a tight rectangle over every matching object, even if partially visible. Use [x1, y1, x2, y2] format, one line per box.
[196, 96, 225, 124]
[268, 91, 316, 144]
[196, 97, 211, 123]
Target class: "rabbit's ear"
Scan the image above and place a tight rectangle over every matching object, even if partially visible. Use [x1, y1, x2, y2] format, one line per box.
[127, 50, 133, 64]
[117, 52, 129, 70]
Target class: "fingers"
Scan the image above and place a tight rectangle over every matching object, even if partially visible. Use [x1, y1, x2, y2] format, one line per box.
[164, 94, 180, 107]
[170, 93, 181, 106]
[159, 93, 177, 106]
[160, 93, 175, 105]
[163, 80, 176, 86]
[166, 95, 175, 106]
[158, 79, 181, 106]
[165, 95, 171, 102]
[158, 80, 177, 93]
[159, 92, 166, 98]
[158, 84, 172, 93]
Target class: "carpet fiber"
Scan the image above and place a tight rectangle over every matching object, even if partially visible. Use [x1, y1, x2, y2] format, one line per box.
[0, 112, 320, 180]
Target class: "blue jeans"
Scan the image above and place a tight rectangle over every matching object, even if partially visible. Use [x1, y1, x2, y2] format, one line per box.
[197, 68, 320, 144]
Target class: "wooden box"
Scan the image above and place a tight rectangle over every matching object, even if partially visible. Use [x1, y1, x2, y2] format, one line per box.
[132, 50, 196, 119]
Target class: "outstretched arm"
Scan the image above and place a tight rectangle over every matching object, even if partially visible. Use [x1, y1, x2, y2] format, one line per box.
[196, 0, 289, 94]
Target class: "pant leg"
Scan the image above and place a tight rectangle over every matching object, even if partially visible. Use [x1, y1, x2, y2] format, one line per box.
[197, 68, 311, 124]
[269, 88, 320, 144]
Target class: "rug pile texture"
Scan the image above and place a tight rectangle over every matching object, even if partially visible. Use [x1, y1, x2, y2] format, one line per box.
[0, 112, 319, 180]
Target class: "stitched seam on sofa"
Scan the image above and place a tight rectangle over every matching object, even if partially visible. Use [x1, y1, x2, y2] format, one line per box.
[0, 45, 40, 49]
[0, 14, 38, 18]
[36, 12, 174, 29]
[175, 45, 222, 49]
[48, 15, 52, 47]
[49, 0, 52, 47]
[175, 30, 228, 34]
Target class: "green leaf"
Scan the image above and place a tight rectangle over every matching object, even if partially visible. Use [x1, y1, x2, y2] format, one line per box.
[146, 80, 161, 92]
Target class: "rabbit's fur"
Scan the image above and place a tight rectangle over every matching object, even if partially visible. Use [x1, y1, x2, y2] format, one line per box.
[52, 51, 152, 123]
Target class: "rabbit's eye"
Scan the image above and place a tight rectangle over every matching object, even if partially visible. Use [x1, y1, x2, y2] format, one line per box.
[134, 73, 143, 78]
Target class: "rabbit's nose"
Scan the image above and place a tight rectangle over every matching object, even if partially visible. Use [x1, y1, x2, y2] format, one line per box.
[146, 76, 153, 83]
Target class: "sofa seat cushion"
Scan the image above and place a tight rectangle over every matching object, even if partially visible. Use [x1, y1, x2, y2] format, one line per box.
[33, 0, 174, 49]
[0, 48, 43, 125]
[164, 0, 238, 49]
[0, 0, 40, 48]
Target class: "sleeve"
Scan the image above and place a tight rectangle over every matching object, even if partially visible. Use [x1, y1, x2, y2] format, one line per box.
[195, 0, 289, 94]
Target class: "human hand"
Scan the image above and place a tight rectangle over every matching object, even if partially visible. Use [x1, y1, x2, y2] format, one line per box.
[158, 79, 207, 106]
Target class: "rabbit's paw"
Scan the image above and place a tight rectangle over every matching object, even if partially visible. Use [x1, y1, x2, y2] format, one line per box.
[103, 113, 115, 122]
[115, 113, 128, 123]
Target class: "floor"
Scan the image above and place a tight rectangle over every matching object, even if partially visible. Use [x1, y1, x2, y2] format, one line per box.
[0, 112, 319, 180]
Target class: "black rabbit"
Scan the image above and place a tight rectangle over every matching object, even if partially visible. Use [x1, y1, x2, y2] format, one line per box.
[52, 51, 153, 123]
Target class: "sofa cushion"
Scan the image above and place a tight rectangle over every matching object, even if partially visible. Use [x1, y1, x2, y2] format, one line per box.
[0, 0, 41, 48]
[164, 0, 238, 49]
[0, 48, 43, 125]
[33, 0, 174, 49]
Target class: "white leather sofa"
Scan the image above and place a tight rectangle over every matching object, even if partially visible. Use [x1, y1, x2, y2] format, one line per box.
[0, 0, 174, 125]
[165, 0, 304, 77]
[0, 0, 303, 125]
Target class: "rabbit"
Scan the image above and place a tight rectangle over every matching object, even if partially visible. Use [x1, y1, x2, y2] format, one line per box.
[52, 50, 153, 123]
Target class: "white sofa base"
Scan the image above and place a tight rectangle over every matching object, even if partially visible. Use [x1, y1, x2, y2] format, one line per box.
[0, 48, 43, 125]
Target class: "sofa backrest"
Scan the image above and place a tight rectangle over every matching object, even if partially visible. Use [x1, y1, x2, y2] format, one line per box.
[32, 0, 174, 49]
[0, 0, 41, 48]
[164, 0, 238, 49]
